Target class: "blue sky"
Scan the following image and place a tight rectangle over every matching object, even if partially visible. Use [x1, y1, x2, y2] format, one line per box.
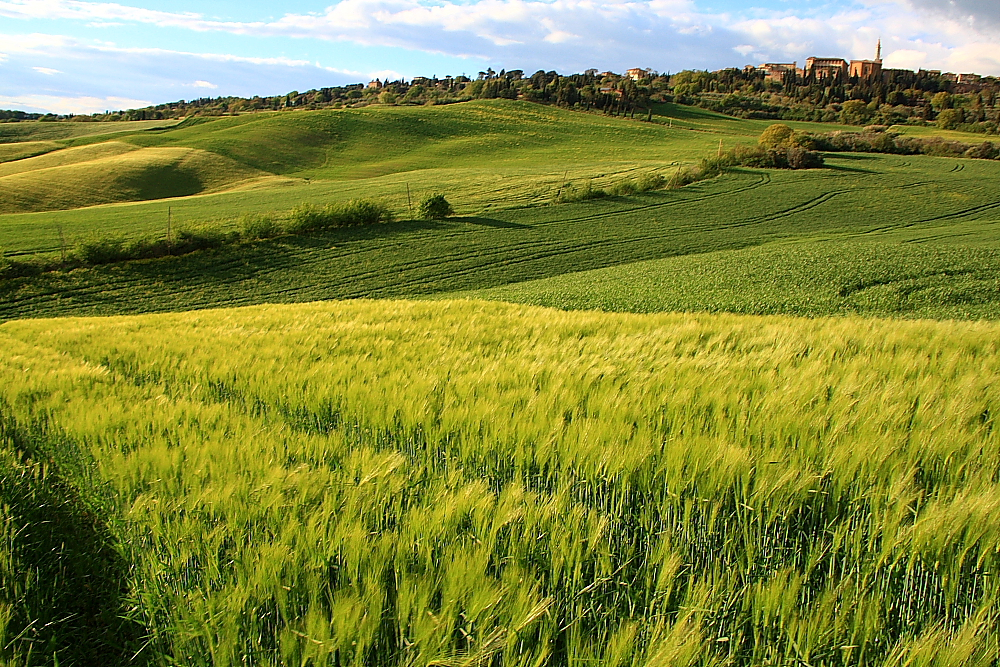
[1, 0, 998, 113]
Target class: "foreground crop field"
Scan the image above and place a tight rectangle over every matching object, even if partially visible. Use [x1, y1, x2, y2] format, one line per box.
[2, 299, 999, 666]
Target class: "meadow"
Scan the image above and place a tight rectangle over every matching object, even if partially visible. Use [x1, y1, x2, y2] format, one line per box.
[0, 101, 858, 256]
[2, 149, 999, 321]
[3, 99, 1000, 666]
[2, 299, 1000, 666]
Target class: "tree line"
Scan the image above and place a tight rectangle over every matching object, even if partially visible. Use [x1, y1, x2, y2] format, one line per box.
[2, 66, 998, 134]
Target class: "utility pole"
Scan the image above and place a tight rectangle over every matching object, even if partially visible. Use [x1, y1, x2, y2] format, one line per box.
[406, 184, 413, 217]
[167, 206, 173, 252]
[718, 138, 724, 157]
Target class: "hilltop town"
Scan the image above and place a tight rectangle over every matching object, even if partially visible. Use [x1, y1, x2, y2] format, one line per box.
[751, 41, 985, 91]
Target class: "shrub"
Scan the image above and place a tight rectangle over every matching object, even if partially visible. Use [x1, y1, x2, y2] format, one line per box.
[965, 142, 998, 160]
[418, 194, 454, 220]
[609, 180, 638, 197]
[721, 145, 824, 170]
[287, 204, 329, 232]
[75, 236, 129, 265]
[174, 227, 231, 252]
[240, 213, 282, 240]
[288, 200, 395, 232]
[634, 172, 667, 192]
[759, 124, 795, 148]
[557, 181, 607, 202]
[785, 146, 825, 169]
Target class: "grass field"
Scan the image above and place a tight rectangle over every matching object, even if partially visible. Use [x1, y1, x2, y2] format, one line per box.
[4, 98, 1000, 667]
[0, 100, 866, 253]
[2, 299, 999, 666]
[2, 150, 999, 321]
[454, 235, 1000, 320]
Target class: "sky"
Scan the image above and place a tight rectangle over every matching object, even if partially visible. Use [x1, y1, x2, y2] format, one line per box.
[1, 0, 998, 114]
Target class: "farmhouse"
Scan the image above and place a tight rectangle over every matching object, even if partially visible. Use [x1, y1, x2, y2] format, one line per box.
[626, 67, 652, 81]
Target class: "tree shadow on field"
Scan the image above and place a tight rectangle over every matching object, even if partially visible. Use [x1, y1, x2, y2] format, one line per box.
[0, 414, 150, 667]
[457, 216, 530, 229]
[822, 154, 879, 174]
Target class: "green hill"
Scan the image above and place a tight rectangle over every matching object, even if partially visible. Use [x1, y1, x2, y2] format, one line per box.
[1, 99, 999, 324]
[0, 100, 846, 232]
[0, 143, 282, 214]
[3, 151, 1000, 322]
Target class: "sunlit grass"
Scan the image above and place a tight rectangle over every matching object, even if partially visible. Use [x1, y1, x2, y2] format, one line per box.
[2, 299, 999, 664]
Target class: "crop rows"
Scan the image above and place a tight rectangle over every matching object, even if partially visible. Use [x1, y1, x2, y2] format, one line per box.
[5, 154, 1000, 322]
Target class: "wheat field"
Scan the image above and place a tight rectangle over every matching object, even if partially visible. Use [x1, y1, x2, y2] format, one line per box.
[1, 299, 998, 666]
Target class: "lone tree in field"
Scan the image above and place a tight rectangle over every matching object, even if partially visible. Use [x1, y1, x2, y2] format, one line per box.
[759, 123, 795, 148]
[419, 194, 454, 220]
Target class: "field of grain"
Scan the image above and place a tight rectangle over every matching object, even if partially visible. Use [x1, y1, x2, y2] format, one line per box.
[2, 299, 999, 666]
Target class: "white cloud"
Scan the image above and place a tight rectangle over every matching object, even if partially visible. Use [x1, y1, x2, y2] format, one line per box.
[0, 93, 151, 114]
[0, 0, 998, 115]
[191, 80, 217, 88]
[906, 0, 1000, 31]
[32, 66, 61, 74]
[0, 0, 987, 75]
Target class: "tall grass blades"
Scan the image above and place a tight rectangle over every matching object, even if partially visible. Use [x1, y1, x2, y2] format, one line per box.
[2, 301, 1000, 665]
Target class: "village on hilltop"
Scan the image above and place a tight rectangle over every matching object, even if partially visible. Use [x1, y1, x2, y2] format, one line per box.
[748, 41, 985, 91]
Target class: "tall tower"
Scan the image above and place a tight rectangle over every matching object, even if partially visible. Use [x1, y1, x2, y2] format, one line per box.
[876, 39, 882, 62]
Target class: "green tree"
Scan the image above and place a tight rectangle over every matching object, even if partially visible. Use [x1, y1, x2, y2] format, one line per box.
[840, 99, 873, 125]
[759, 124, 795, 148]
[936, 108, 964, 130]
[931, 91, 953, 111]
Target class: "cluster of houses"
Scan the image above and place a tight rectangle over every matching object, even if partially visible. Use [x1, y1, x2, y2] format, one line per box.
[750, 41, 984, 89]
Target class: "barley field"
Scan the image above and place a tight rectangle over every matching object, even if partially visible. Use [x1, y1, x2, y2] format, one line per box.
[2, 299, 999, 665]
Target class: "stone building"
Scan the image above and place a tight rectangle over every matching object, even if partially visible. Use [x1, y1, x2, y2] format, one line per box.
[805, 57, 848, 79]
[756, 62, 800, 83]
[849, 40, 883, 79]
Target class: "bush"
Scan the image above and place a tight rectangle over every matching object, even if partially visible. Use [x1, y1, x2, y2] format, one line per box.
[418, 194, 454, 220]
[556, 181, 607, 202]
[609, 180, 638, 197]
[76, 236, 129, 265]
[786, 146, 825, 169]
[174, 227, 231, 252]
[965, 142, 998, 160]
[759, 124, 795, 148]
[240, 212, 282, 240]
[288, 200, 395, 232]
[634, 172, 666, 192]
[721, 145, 824, 170]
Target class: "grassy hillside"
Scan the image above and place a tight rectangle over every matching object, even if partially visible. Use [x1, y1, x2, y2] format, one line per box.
[2, 299, 999, 665]
[0, 100, 861, 244]
[3, 152, 999, 321]
[0, 144, 279, 214]
[0, 118, 180, 143]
